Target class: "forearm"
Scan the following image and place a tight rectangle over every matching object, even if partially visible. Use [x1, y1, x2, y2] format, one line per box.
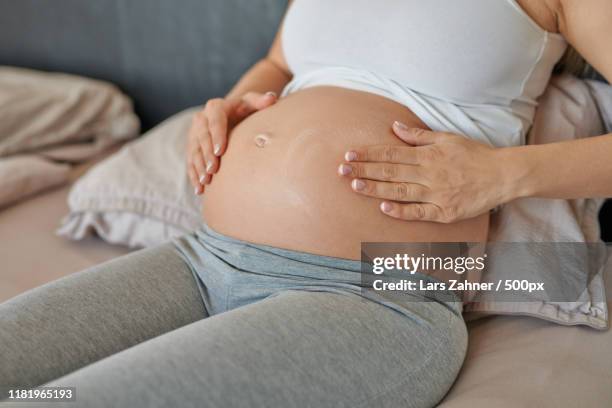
[502, 133, 612, 201]
[226, 57, 292, 100]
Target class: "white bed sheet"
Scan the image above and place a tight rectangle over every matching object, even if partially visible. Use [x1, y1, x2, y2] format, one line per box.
[442, 261, 612, 407]
[0, 170, 129, 303]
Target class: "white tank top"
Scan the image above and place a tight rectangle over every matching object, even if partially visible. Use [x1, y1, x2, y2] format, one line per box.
[281, 0, 567, 147]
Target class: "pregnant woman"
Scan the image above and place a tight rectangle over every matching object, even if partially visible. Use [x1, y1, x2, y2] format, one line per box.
[2, 1, 612, 407]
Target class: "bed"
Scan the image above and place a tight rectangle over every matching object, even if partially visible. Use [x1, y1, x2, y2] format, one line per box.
[1, 1, 611, 406]
[0, 161, 130, 303]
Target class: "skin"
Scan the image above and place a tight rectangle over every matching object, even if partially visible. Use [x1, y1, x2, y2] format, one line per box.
[188, 0, 612, 224]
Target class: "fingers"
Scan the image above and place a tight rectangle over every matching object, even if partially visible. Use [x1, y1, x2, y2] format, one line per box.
[187, 92, 278, 195]
[205, 99, 229, 157]
[190, 164, 210, 195]
[194, 113, 219, 176]
[350, 179, 429, 202]
[203, 92, 278, 159]
[392, 121, 445, 146]
[186, 111, 216, 192]
[345, 130, 447, 165]
[243, 91, 278, 110]
[192, 149, 209, 184]
[344, 145, 418, 165]
[187, 146, 210, 195]
[338, 162, 423, 183]
[187, 164, 203, 195]
[380, 202, 448, 222]
[235, 91, 278, 119]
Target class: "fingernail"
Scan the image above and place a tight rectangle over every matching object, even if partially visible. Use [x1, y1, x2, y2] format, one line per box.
[345, 151, 357, 161]
[352, 179, 366, 191]
[338, 164, 352, 176]
[206, 162, 214, 173]
[394, 121, 408, 131]
[199, 174, 206, 184]
[381, 202, 393, 213]
[213, 144, 221, 156]
[194, 186, 201, 195]
[265, 91, 277, 98]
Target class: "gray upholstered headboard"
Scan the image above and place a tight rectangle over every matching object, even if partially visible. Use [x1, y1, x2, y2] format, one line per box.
[0, 0, 288, 130]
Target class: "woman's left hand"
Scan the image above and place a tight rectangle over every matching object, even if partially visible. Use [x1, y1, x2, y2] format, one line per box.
[339, 121, 519, 223]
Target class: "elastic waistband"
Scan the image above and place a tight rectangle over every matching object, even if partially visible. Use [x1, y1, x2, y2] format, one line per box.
[193, 224, 363, 282]
[176, 225, 464, 313]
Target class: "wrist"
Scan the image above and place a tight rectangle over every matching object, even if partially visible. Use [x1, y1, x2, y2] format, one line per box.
[497, 145, 539, 202]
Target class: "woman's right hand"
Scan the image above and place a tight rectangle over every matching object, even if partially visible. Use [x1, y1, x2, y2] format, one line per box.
[187, 91, 278, 195]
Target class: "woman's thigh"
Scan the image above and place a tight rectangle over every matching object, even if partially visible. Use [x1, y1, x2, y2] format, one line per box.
[0, 243, 207, 391]
[20, 290, 467, 408]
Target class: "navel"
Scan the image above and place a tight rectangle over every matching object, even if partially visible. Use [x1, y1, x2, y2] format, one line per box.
[254, 133, 271, 148]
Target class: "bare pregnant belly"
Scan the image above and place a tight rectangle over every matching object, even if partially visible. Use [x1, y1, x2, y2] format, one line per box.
[203, 87, 488, 260]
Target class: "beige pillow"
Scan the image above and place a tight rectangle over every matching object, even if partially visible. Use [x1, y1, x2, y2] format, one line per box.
[57, 108, 203, 248]
[0, 156, 70, 209]
[464, 75, 610, 330]
[0, 66, 139, 158]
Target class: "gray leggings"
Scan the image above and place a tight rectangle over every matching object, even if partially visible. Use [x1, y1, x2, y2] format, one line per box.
[0, 226, 468, 408]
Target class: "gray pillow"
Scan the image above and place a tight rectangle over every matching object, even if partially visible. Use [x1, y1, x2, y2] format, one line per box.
[57, 108, 203, 248]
